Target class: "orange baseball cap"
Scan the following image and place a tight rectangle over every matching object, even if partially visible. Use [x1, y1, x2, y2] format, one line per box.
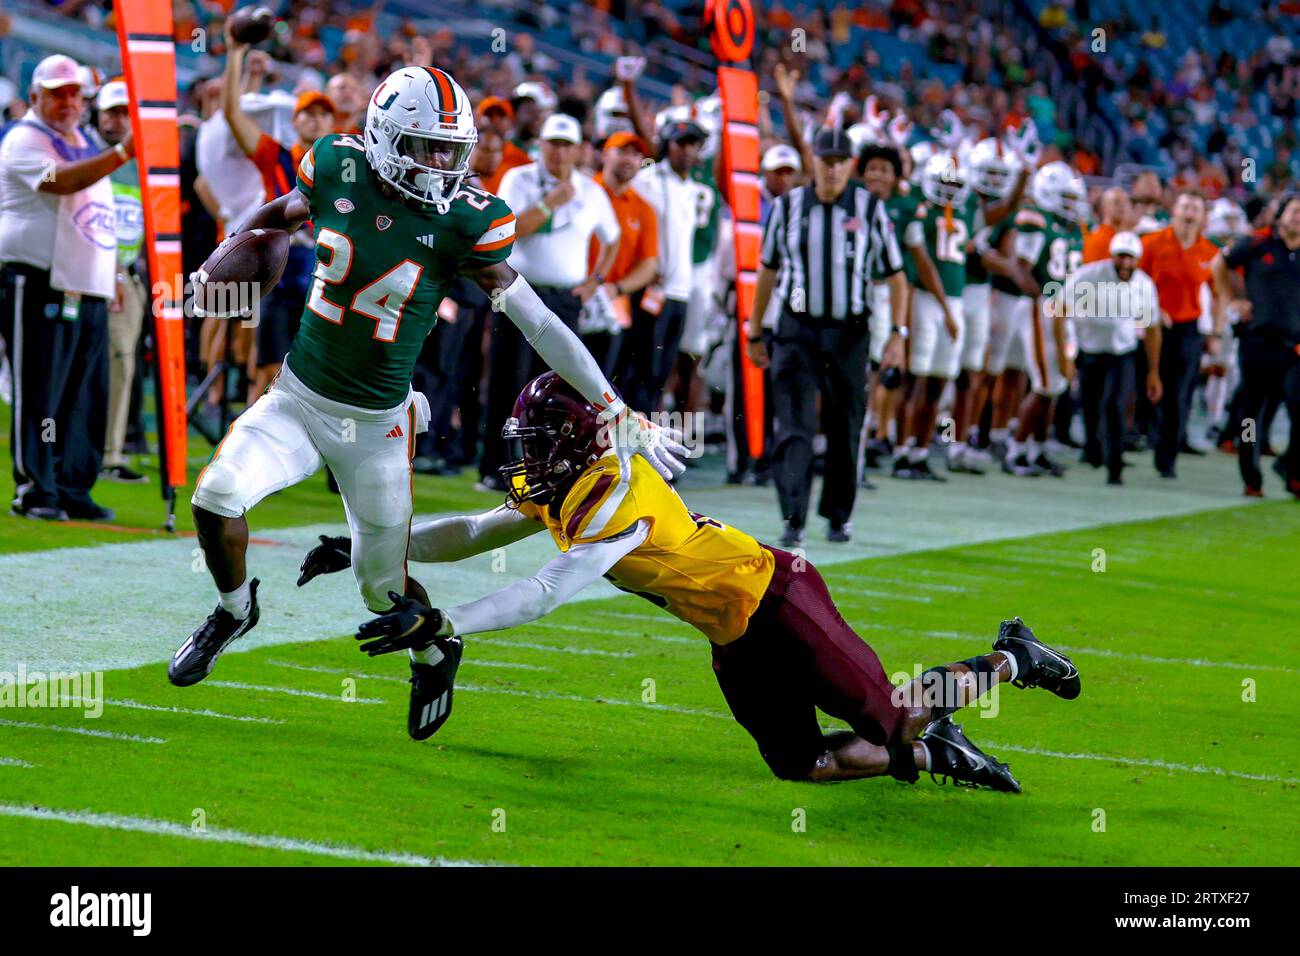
[604, 130, 650, 155]
[478, 96, 514, 120]
[294, 91, 337, 116]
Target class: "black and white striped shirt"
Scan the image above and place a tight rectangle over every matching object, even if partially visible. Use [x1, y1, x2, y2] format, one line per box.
[760, 181, 903, 322]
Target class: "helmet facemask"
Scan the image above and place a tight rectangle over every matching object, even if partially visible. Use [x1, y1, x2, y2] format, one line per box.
[368, 119, 475, 212]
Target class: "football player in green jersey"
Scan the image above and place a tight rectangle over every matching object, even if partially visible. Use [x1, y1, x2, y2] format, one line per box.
[172, 65, 687, 689]
[998, 162, 1086, 477]
[893, 151, 972, 481]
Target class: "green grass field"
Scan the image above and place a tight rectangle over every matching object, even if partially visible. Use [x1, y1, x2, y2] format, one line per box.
[1, 408, 1297, 866]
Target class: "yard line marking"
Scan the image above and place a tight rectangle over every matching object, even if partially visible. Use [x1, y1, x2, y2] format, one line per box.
[456, 684, 730, 720]
[269, 661, 407, 683]
[0, 718, 164, 744]
[984, 742, 1299, 785]
[56, 697, 286, 724]
[204, 681, 385, 703]
[0, 804, 490, 867]
[814, 576, 934, 603]
[266, 658, 548, 677]
[527, 621, 697, 645]
[588, 609, 693, 628]
[836, 575, 972, 594]
[0, 757, 33, 768]
[473, 637, 633, 658]
[897, 629, 1299, 674]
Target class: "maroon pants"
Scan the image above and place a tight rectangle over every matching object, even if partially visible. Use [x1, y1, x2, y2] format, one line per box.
[710, 547, 902, 779]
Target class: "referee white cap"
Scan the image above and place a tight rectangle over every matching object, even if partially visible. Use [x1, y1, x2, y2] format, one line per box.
[31, 54, 82, 92]
[762, 144, 802, 173]
[1109, 231, 1142, 259]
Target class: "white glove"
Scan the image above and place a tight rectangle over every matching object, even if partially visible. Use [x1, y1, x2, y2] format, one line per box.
[931, 109, 964, 149]
[887, 113, 914, 149]
[1005, 119, 1041, 167]
[826, 91, 853, 128]
[614, 56, 645, 82]
[599, 406, 688, 481]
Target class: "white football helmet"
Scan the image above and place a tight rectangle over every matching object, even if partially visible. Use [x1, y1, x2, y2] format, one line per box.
[909, 140, 936, 186]
[365, 66, 477, 213]
[968, 136, 1017, 198]
[1206, 197, 1250, 242]
[594, 86, 633, 140]
[1031, 161, 1084, 221]
[920, 151, 970, 207]
[694, 94, 723, 159]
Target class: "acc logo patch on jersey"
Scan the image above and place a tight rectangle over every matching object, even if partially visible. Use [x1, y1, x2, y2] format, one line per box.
[376, 215, 393, 231]
[334, 198, 356, 214]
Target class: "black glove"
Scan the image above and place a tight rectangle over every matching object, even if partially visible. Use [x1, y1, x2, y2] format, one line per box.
[355, 592, 447, 656]
[297, 535, 352, 586]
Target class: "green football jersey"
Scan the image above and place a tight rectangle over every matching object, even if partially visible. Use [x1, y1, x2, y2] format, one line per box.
[876, 189, 921, 281]
[903, 197, 974, 298]
[689, 163, 721, 264]
[965, 197, 993, 285]
[286, 133, 515, 409]
[1011, 205, 1083, 292]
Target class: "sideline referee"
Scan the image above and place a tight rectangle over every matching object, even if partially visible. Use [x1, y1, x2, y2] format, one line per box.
[748, 127, 907, 546]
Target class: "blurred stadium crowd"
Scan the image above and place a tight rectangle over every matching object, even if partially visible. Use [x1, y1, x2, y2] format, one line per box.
[1, 0, 1297, 526]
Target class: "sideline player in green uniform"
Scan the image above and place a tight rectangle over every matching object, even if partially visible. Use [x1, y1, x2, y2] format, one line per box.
[172, 65, 686, 688]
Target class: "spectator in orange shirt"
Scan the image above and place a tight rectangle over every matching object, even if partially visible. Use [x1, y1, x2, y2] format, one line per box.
[476, 98, 516, 193]
[1139, 190, 1220, 477]
[222, 24, 334, 400]
[584, 131, 659, 375]
[1083, 187, 1132, 263]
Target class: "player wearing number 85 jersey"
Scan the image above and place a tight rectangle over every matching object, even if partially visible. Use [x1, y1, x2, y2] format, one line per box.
[174, 66, 686, 690]
[310, 372, 1083, 793]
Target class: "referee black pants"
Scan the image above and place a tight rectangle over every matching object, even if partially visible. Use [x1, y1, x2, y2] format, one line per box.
[770, 315, 868, 530]
[1077, 349, 1135, 481]
[1235, 344, 1300, 491]
[480, 284, 581, 479]
[613, 293, 688, 414]
[1154, 323, 1204, 473]
[0, 263, 109, 511]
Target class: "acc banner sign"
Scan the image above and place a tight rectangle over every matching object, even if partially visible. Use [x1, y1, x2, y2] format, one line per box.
[113, 0, 187, 495]
[704, 0, 764, 455]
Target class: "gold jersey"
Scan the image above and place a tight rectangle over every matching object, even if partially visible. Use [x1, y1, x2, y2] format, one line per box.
[519, 455, 775, 643]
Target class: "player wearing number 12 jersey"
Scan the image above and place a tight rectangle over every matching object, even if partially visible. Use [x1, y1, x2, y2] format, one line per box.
[172, 66, 686, 689]
[300, 372, 1083, 792]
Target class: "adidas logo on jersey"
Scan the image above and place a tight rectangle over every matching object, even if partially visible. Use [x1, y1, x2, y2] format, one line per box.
[385, 424, 404, 439]
[417, 234, 436, 248]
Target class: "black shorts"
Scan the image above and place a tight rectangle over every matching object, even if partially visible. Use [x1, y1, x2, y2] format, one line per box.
[710, 547, 902, 779]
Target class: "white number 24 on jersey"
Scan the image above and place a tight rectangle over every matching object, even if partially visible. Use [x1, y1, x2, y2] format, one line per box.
[307, 228, 423, 342]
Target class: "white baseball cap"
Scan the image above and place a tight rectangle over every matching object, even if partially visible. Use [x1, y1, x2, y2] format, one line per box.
[1109, 231, 1143, 259]
[513, 81, 557, 111]
[540, 112, 582, 145]
[762, 143, 802, 173]
[31, 55, 82, 92]
[97, 79, 130, 112]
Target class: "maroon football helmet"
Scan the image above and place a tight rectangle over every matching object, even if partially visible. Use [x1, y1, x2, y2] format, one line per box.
[500, 372, 611, 509]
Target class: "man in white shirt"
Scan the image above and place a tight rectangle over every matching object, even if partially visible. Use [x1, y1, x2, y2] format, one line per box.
[1065, 231, 1163, 485]
[481, 112, 620, 490]
[622, 117, 704, 412]
[0, 55, 131, 522]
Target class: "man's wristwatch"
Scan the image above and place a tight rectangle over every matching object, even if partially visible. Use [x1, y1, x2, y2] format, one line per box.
[891, 325, 909, 341]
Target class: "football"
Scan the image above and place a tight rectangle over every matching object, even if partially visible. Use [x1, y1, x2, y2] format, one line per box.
[192, 227, 290, 318]
[227, 5, 275, 45]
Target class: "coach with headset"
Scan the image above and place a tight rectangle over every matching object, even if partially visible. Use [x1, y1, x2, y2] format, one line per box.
[748, 127, 907, 546]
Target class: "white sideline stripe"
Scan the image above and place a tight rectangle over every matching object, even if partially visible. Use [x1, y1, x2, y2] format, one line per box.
[904, 629, 1299, 674]
[270, 661, 407, 684]
[58, 697, 286, 724]
[0, 804, 488, 867]
[204, 681, 384, 703]
[0, 718, 164, 744]
[272, 657, 549, 674]
[986, 742, 1300, 785]
[0, 757, 33, 768]
[831, 574, 972, 594]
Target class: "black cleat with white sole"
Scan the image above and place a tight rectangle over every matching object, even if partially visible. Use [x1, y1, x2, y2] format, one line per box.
[407, 635, 464, 740]
[994, 616, 1081, 700]
[921, 717, 1021, 793]
[168, 579, 261, 686]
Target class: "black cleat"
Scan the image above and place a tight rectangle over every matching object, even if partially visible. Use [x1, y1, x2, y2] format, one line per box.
[779, 521, 805, 547]
[407, 636, 464, 740]
[168, 579, 261, 686]
[1032, 453, 1066, 478]
[994, 616, 1081, 700]
[1002, 453, 1041, 477]
[921, 718, 1021, 793]
[909, 457, 947, 482]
